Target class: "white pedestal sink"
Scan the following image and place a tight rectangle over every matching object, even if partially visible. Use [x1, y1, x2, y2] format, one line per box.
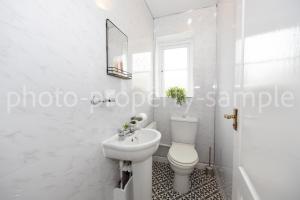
[102, 128, 161, 200]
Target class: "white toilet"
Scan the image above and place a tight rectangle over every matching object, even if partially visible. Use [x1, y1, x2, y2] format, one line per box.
[167, 116, 199, 194]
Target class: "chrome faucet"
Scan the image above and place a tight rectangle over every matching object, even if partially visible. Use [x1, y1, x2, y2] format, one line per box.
[129, 126, 137, 134]
[117, 127, 134, 139]
[118, 120, 140, 139]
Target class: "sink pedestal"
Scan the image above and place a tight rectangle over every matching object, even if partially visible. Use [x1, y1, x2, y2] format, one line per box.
[132, 156, 152, 200]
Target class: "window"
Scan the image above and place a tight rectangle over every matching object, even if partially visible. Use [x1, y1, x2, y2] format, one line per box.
[156, 39, 193, 97]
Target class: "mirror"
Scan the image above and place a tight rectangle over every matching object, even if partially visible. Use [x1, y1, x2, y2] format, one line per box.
[106, 19, 131, 79]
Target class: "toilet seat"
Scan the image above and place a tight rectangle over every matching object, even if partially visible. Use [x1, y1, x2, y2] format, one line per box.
[168, 143, 199, 167]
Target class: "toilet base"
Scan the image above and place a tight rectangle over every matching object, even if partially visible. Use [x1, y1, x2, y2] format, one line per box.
[173, 173, 190, 194]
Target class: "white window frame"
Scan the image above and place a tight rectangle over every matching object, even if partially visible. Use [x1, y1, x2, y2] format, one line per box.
[155, 35, 194, 97]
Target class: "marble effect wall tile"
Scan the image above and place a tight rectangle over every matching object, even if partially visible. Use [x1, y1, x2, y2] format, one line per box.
[0, 0, 154, 199]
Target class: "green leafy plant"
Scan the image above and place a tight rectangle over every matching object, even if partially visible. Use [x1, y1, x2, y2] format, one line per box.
[166, 87, 187, 105]
[123, 123, 130, 130]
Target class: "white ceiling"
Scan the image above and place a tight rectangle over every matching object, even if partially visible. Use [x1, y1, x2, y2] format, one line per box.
[144, 0, 217, 18]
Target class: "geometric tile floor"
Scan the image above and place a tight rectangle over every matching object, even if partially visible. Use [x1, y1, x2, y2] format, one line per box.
[152, 161, 225, 200]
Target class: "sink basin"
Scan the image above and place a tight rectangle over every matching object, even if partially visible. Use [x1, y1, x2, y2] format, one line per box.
[102, 128, 161, 200]
[102, 128, 161, 162]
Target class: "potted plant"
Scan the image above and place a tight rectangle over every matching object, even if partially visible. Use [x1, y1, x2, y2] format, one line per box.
[122, 122, 130, 134]
[166, 87, 187, 105]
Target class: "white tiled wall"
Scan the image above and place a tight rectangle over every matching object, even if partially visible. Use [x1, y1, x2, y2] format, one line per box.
[214, 0, 236, 199]
[153, 7, 217, 163]
[0, 0, 153, 199]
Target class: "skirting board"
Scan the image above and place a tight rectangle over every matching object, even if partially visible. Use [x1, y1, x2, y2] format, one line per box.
[153, 144, 170, 157]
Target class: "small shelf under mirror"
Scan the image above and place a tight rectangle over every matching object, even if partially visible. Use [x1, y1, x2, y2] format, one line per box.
[107, 67, 132, 79]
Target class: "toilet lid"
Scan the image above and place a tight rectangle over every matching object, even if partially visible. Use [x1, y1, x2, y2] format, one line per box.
[168, 143, 198, 165]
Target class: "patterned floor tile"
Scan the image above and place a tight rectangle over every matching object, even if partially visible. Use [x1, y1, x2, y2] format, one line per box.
[152, 161, 225, 200]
